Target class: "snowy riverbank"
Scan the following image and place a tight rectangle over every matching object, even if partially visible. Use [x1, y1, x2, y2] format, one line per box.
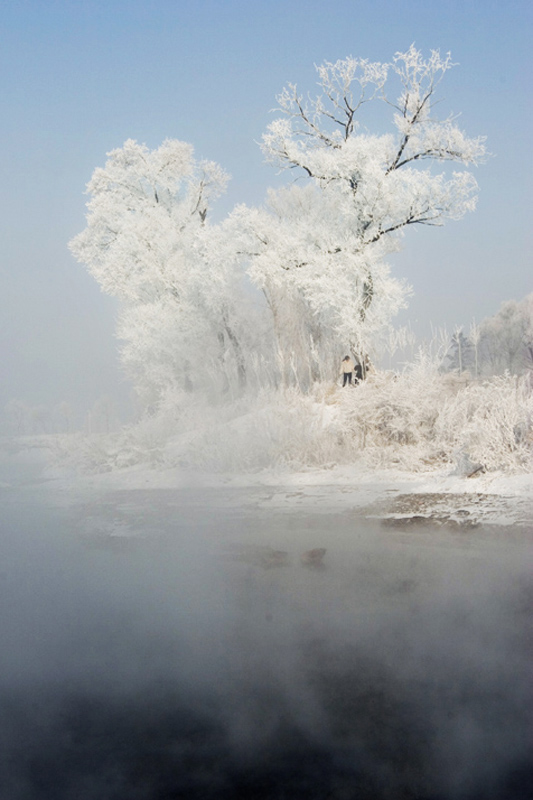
[2, 438, 532, 530]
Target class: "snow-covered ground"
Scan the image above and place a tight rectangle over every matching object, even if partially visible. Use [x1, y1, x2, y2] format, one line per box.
[2, 435, 530, 560]
[4, 438, 530, 529]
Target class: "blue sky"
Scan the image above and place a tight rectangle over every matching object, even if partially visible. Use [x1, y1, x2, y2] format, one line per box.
[0, 0, 531, 414]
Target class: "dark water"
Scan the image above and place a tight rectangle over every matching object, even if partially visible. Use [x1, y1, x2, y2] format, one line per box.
[0, 462, 531, 799]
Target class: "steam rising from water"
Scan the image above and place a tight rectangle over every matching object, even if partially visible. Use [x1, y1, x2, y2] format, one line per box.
[0, 493, 531, 799]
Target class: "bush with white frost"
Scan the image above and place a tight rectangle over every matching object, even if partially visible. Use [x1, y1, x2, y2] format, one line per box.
[52, 367, 532, 475]
[339, 356, 453, 467]
[435, 375, 533, 471]
[339, 368, 532, 472]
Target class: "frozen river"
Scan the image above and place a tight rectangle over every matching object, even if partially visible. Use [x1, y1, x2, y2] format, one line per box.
[0, 449, 531, 799]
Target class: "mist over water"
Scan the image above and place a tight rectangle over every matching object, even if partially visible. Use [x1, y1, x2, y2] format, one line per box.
[0, 468, 531, 799]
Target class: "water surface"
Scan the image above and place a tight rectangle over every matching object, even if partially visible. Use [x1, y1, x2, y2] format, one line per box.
[1, 454, 531, 799]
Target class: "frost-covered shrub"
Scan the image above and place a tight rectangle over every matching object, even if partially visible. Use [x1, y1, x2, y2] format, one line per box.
[435, 375, 533, 471]
[162, 387, 356, 472]
[337, 356, 457, 467]
[52, 367, 532, 476]
[52, 433, 120, 474]
[336, 369, 532, 473]
[145, 367, 532, 474]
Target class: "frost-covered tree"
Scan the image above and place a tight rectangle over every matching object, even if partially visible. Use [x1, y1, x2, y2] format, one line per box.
[478, 295, 533, 375]
[440, 295, 533, 379]
[524, 296, 533, 372]
[469, 320, 481, 378]
[227, 184, 408, 386]
[70, 139, 255, 405]
[4, 399, 30, 435]
[56, 400, 74, 434]
[443, 327, 475, 374]
[70, 139, 228, 301]
[30, 405, 51, 434]
[237, 46, 486, 377]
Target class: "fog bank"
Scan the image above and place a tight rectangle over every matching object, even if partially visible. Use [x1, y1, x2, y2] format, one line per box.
[0, 483, 531, 799]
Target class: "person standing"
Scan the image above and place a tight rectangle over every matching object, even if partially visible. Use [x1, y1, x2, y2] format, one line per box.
[340, 355, 355, 386]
